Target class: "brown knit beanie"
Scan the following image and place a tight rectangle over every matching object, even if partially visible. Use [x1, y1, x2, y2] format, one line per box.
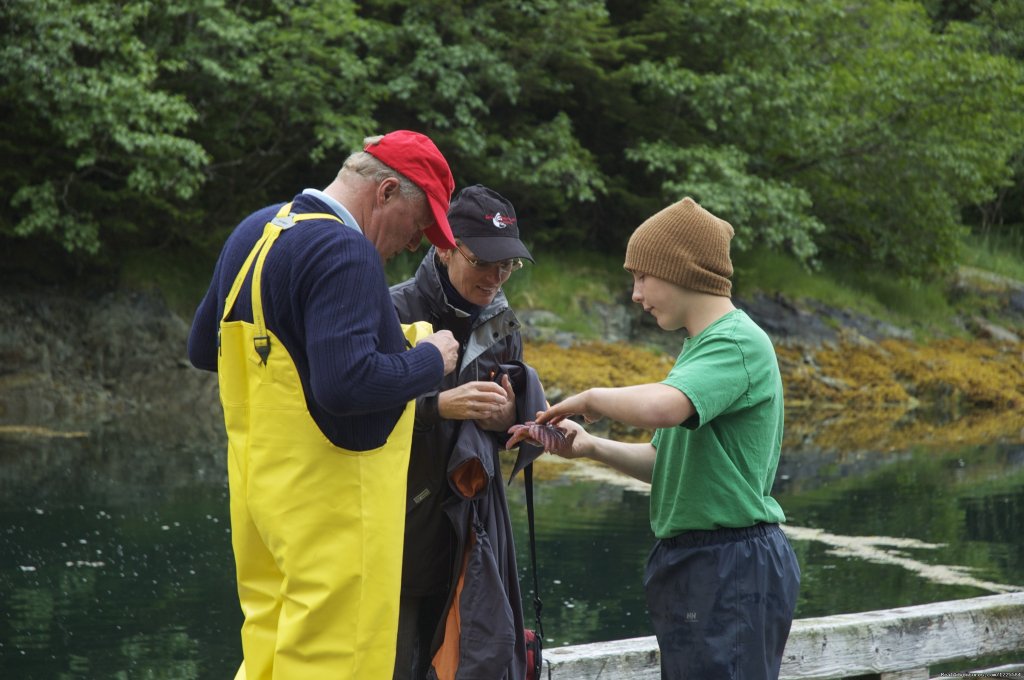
[624, 197, 734, 297]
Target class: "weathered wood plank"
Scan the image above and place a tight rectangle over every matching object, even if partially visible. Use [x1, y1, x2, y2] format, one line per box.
[543, 635, 661, 679]
[880, 670, 928, 680]
[542, 592, 1024, 680]
[781, 592, 1024, 679]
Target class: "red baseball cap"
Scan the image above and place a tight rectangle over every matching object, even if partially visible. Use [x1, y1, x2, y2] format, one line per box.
[363, 130, 456, 249]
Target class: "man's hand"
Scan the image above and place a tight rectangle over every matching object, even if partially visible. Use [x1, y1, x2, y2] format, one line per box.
[421, 330, 459, 375]
[438, 380, 509, 420]
[476, 373, 516, 432]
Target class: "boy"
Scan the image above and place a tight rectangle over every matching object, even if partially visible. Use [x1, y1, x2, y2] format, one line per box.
[533, 197, 800, 679]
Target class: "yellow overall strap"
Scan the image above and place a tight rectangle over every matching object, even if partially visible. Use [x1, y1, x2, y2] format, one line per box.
[224, 201, 344, 365]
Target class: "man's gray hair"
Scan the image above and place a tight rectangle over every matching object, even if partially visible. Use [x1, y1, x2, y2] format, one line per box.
[340, 135, 425, 202]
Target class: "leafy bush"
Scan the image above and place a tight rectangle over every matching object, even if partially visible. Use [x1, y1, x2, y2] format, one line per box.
[2, 0, 1023, 282]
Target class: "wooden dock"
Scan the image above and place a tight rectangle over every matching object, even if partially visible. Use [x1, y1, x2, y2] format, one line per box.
[542, 591, 1024, 679]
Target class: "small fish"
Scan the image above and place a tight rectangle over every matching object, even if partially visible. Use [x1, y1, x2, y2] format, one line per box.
[506, 421, 569, 452]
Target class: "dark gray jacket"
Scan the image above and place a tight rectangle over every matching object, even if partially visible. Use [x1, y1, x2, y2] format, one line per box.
[430, 361, 547, 680]
[390, 250, 524, 596]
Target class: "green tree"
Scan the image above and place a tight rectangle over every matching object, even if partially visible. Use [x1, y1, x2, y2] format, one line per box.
[358, 0, 629, 245]
[147, 0, 383, 250]
[927, 0, 1024, 239]
[617, 0, 1024, 276]
[0, 0, 384, 264]
[0, 0, 208, 256]
[3, 0, 1023, 281]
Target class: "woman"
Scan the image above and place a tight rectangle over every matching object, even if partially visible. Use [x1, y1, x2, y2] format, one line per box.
[390, 184, 534, 680]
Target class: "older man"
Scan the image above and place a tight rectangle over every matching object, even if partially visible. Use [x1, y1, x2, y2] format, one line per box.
[188, 131, 460, 680]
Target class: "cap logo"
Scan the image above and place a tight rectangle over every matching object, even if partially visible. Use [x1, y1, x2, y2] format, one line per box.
[486, 212, 516, 229]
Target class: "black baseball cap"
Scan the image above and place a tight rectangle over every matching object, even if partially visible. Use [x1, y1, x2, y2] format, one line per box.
[447, 185, 534, 262]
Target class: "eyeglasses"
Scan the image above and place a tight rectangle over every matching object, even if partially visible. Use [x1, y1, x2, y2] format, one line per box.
[454, 243, 524, 274]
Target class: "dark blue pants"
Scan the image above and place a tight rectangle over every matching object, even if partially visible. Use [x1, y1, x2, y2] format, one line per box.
[644, 523, 801, 680]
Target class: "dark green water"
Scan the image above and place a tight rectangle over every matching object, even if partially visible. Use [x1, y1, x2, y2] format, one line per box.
[2, 426, 1022, 678]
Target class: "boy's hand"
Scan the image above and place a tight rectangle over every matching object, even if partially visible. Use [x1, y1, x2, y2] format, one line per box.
[505, 420, 578, 456]
[535, 389, 602, 425]
[547, 419, 589, 459]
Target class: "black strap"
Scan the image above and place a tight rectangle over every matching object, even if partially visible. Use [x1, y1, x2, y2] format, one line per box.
[524, 462, 544, 638]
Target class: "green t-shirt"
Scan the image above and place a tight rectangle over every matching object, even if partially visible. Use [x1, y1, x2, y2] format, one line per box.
[649, 309, 786, 537]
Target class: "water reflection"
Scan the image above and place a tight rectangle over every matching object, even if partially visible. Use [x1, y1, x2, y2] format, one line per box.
[1, 426, 238, 679]
[2, 425, 1023, 677]
[777, 442, 1024, 611]
[506, 472, 653, 646]
[516, 440, 1024, 646]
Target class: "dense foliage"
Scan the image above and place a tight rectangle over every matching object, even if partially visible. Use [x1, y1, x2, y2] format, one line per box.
[2, 0, 1022, 279]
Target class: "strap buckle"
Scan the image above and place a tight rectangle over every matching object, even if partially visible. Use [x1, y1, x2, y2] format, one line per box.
[253, 335, 270, 364]
[270, 213, 297, 229]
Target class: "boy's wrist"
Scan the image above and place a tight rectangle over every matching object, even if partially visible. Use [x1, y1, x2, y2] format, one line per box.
[581, 431, 604, 460]
[581, 388, 601, 421]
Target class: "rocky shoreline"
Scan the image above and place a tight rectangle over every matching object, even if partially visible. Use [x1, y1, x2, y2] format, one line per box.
[0, 288, 222, 443]
[1, 270, 1022, 455]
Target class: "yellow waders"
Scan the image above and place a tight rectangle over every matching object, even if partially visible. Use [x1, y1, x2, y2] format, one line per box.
[218, 203, 432, 679]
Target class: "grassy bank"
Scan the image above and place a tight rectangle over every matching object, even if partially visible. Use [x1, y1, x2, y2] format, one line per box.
[385, 234, 1024, 342]
[131, 234, 1024, 453]
[523, 336, 1024, 452]
[385, 247, 628, 337]
[500, 236, 1024, 451]
[145, 228, 1024, 338]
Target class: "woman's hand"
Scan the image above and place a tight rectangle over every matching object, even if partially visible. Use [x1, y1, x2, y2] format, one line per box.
[476, 373, 517, 432]
[438, 380, 509, 421]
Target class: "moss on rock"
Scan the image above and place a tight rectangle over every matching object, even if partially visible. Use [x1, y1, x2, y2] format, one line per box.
[525, 333, 1024, 453]
[524, 341, 676, 399]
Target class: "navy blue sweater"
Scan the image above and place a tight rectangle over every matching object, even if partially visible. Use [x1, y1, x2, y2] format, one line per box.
[187, 193, 444, 451]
